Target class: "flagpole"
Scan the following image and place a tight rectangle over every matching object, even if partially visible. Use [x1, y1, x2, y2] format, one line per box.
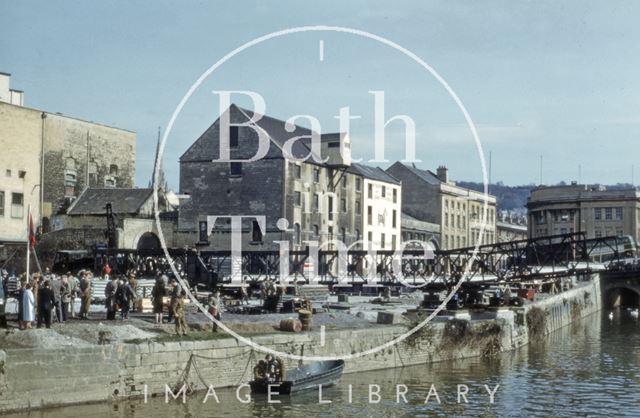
[26, 205, 31, 280]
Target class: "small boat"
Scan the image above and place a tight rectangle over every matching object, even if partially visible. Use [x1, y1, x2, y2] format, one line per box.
[631, 309, 639, 318]
[250, 360, 345, 395]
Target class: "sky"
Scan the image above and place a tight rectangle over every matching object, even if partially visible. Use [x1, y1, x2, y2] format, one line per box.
[2, 0, 639, 189]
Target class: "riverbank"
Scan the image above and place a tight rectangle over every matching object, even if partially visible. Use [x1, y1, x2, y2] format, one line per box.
[0, 274, 602, 413]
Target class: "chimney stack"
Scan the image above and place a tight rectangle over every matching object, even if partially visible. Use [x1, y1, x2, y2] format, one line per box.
[437, 165, 448, 183]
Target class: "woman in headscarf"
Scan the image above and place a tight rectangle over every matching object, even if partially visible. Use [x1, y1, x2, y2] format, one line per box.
[22, 282, 35, 329]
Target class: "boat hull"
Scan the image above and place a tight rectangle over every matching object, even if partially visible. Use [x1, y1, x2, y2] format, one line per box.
[250, 360, 345, 395]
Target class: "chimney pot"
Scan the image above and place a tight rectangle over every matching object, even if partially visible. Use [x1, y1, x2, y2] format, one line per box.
[437, 166, 448, 183]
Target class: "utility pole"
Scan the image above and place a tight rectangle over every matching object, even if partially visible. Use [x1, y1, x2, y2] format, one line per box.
[578, 164, 582, 184]
[539, 155, 543, 185]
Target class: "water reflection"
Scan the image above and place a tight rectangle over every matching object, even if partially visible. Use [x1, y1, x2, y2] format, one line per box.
[6, 311, 640, 417]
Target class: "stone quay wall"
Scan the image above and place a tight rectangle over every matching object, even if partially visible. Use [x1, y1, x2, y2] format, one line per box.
[0, 274, 602, 413]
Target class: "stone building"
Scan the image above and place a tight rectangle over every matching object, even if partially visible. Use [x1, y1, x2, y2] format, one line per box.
[178, 104, 401, 251]
[527, 184, 640, 241]
[386, 162, 497, 250]
[400, 212, 441, 249]
[0, 72, 24, 106]
[496, 212, 528, 242]
[0, 73, 135, 269]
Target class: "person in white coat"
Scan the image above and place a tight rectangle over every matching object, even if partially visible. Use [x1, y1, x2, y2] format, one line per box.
[22, 283, 35, 329]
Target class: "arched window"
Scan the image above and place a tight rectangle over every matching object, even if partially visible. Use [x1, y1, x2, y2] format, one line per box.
[109, 164, 119, 176]
[313, 224, 319, 236]
[293, 223, 301, 246]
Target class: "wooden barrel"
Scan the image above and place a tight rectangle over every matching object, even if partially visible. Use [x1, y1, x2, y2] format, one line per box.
[298, 309, 312, 331]
[280, 318, 302, 333]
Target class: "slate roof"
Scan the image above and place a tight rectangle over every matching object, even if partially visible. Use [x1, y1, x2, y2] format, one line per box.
[180, 104, 327, 162]
[393, 162, 442, 185]
[348, 163, 401, 185]
[67, 188, 153, 216]
[180, 104, 401, 185]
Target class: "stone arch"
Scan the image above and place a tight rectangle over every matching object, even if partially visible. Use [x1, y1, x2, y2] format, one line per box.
[604, 286, 640, 308]
[136, 232, 161, 251]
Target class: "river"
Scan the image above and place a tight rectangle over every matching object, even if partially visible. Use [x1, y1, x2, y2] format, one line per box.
[5, 310, 640, 417]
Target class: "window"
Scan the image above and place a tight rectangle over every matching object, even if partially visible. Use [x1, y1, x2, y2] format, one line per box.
[293, 223, 301, 245]
[294, 191, 302, 206]
[293, 164, 301, 179]
[5, 169, 11, 177]
[616, 229, 623, 237]
[392, 210, 397, 228]
[109, 164, 118, 176]
[368, 184, 373, 198]
[11, 192, 23, 219]
[340, 227, 346, 243]
[313, 169, 320, 182]
[457, 215, 461, 228]
[328, 226, 334, 242]
[381, 186, 386, 198]
[393, 188, 397, 203]
[340, 198, 346, 212]
[230, 162, 242, 176]
[313, 224, 319, 236]
[199, 221, 208, 242]
[595, 230, 602, 238]
[313, 194, 319, 211]
[355, 178, 361, 191]
[605, 208, 612, 220]
[615, 207, 623, 220]
[445, 213, 449, 227]
[104, 177, 117, 188]
[560, 227, 567, 234]
[355, 200, 361, 214]
[88, 162, 98, 185]
[594, 208, 602, 220]
[0, 191, 4, 217]
[355, 229, 360, 240]
[367, 206, 373, 225]
[381, 233, 386, 249]
[392, 235, 396, 250]
[230, 126, 239, 148]
[252, 220, 263, 242]
[368, 231, 373, 243]
[328, 196, 334, 220]
[341, 176, 347, 189]
[18, 170, 26, 179]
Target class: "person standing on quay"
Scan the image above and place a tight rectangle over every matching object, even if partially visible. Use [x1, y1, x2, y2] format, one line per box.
[104, 275, 118, 320]
[37, 280, 55, 329]
[151, 276, 166, 325]
[79, 271, 92, 319]
[21, 282, 35, 329]
[60, 275, 70, 322]
[50, 275, 63, 323]
[17, 278, 26, 329]
[67, 271, 79, 318]
[167, 277, 181, 323]
[174, 289, 188, 336]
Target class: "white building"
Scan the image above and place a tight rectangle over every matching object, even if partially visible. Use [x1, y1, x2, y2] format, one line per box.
[349, 164, 402, 251]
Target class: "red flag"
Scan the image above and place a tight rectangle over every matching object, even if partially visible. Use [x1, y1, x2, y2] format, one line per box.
[28, 212, 37, 249]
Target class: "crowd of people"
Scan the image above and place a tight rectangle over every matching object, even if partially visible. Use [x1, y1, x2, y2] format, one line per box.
[4, 268, 93, 329]
[0, 267, 208, 335]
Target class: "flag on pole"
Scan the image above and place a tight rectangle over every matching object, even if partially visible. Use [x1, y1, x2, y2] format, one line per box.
[28, 211, 37, 249]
